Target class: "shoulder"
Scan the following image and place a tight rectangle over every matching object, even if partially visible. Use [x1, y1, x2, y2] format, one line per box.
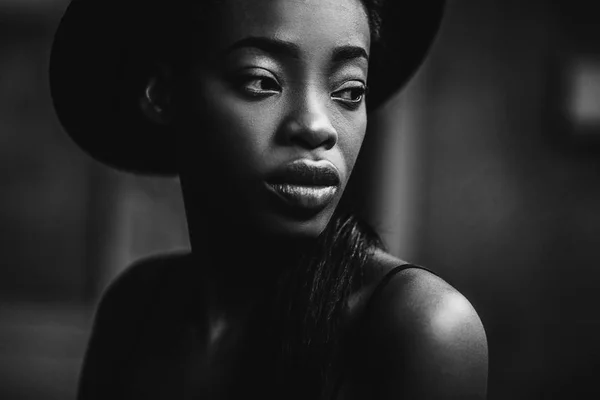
[361, 248, 488, 399]
[78, 251, 192, 398]
[96, 250, 191, 319]
[105, 250, 190, 290]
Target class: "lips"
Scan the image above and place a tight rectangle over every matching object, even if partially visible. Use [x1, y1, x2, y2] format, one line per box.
[266, 160, 340, 187]
[265, 160, 341, 214]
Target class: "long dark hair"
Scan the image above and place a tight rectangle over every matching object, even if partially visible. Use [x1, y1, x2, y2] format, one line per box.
[264, 208, 384, 399]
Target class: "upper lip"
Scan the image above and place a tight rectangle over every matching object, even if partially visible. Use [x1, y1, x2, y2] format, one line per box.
[266, 159, 340, 187]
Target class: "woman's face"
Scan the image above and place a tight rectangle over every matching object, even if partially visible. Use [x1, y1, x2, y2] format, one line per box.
[178, 0, 370, 239]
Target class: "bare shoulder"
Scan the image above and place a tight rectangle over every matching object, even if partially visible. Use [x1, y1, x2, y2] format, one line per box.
[103, 250, 190, 301]
[361, 248, 488, 399]
[366, 247, 486, 343]
[368, 248, 480, 326]
[78, 251, 192, 399]
[90, 250, 192, 336]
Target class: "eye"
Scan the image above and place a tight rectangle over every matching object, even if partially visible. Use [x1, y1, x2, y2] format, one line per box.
[332, 81, 367, 108]
[235, 70, 281, 98]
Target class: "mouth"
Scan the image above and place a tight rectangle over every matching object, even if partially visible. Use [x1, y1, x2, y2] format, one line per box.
[265, 159, 341, 214]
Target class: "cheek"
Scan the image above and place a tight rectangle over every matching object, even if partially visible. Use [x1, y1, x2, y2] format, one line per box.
[337, 113, 367, 176]
[186, 79, 277, 170]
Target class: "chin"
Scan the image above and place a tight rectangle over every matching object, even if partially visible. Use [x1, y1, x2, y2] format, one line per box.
[257, 208, 334, 241]
[256, 185, 345, 239]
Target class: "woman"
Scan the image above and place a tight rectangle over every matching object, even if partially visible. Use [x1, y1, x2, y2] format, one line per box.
[50, 0, 488, 399]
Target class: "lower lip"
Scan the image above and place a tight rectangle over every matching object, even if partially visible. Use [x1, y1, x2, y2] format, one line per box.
[266, 183, 338, 212]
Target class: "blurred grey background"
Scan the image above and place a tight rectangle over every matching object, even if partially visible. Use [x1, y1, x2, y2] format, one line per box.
[1, 0, 599, 398]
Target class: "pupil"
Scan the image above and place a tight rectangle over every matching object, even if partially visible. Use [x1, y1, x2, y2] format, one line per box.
[262, 79, 276, 90]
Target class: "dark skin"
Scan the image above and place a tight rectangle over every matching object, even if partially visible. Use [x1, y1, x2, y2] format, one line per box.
[79, 0, 488, 398]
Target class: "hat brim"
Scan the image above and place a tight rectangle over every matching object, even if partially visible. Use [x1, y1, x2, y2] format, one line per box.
[49, 0, 446, 176]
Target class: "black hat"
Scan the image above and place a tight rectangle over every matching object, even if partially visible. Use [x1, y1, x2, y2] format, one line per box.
[49, 0, 446, 176]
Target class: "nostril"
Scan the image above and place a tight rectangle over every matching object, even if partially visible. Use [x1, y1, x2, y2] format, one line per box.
[290, 131, 335, 150]
[284, 113, 338, 150]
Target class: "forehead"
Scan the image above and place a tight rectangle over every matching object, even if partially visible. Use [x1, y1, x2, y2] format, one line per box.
[197, 0, 370, 51]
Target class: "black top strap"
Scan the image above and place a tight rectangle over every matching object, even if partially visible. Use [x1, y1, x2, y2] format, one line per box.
[363, 263, 436, 313]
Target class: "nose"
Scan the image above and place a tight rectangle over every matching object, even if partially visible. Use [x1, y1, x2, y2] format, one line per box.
[281, 92, 338, 150]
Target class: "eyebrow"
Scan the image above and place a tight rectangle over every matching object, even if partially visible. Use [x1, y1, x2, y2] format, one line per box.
[226, 36, 301, 59]
[225, 36, 369, 63]
[331, 45, 369, 64]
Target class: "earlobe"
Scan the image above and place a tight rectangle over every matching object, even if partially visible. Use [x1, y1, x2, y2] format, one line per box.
[139, 71, 174, 126]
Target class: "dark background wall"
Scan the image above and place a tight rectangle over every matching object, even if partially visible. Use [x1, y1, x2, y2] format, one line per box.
[420, 2, 600, 398]
[362, 1, 600, 398]
[1, 0, 599, 398]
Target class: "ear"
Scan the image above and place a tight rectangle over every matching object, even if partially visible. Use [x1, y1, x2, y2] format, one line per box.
[139, 64, 175, 126]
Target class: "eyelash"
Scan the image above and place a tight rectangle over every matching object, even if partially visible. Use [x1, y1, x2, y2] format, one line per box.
[237, 75, 281, 98]
[235, 73, 367, 109]
[331, 83, 367, 109]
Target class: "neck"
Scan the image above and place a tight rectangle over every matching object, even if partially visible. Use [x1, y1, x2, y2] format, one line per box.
[187, 212, 319, 322]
